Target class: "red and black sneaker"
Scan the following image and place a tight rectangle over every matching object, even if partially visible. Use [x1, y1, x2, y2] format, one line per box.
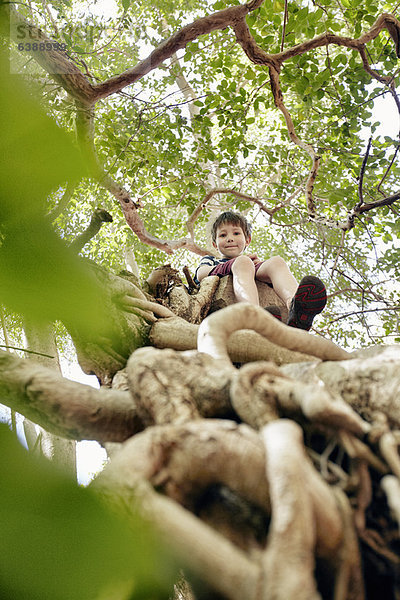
[265, 305, 282, 321]
[287, 276, 327, 331]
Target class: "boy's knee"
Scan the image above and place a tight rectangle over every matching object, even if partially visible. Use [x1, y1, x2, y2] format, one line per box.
[268, 255, 288, 270]
[232, 254, 255, 273]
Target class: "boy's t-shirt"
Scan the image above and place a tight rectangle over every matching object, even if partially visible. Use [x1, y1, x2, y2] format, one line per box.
[194, 255, 230, 284]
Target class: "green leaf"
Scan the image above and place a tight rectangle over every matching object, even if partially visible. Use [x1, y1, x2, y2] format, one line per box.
[0, 67, 83, 222]
[0, 53, 111, 336]
[0, 425, 177, 600]
[244, 67, 256, 80]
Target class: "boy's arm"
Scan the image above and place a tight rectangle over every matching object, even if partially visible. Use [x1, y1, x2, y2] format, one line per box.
[196, 264, 214, 282]
[247, 253, 262, 265]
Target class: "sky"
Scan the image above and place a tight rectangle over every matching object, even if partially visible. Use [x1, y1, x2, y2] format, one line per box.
[60, 360, 106, 485]
[368, 90, 400, 139]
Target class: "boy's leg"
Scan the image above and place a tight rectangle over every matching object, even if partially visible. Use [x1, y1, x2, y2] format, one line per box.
[255, 257, 327, 330]
[255, 256, 298, 309]
[231, 255, 259, 305]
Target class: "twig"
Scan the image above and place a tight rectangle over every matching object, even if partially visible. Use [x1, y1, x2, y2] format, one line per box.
[0, 305, 11, 350]
[68, 209, 113, 253]
[357, 137, 372, 211]
[326, 306, 400, 326]
[0, 344, 55, 358]
[48, 182, 75, 221]
[377, 144, 400, 196]
[280, 0, 288, 52]
[183, 266, 199, 292]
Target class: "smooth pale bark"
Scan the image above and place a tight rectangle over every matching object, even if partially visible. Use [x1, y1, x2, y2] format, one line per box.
[95, 477, 260, 600]
[197, 304, 350, 364]
[23, 320, 77, 477]
[0, 349, 142, 442]
[151, 316, 319, 365]
[126, 347, 233, 426]
[96, 420, 269, 513]
[93, 421, 266, 599]
[282, 345, 400, 427]
[261, 420, 364, 600]
[230, 361, 369, 435]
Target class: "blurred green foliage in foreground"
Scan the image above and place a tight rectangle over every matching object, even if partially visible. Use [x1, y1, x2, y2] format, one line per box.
[0, 424, 177, 600]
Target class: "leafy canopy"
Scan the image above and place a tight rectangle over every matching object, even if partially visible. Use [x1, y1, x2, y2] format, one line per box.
[2, 0, 400, 348]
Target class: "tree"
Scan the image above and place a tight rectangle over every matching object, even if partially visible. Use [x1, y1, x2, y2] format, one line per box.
[1, 0, 400, 597]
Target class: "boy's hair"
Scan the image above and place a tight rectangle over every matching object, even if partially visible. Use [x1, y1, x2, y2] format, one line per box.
[211, 211, 252, 243]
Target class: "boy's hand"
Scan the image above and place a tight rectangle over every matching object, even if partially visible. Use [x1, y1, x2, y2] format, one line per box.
[247, 253, 262, 265]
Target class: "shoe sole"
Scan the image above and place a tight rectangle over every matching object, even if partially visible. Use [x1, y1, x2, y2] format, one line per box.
[288, 276, 327, 329]
[294, 277, 327, 313]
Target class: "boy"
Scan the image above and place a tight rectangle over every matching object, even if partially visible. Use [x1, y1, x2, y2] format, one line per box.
[195, 211, 327, 331]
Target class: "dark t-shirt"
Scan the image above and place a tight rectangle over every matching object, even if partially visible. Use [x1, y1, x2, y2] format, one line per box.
[194, 255, 230, 284]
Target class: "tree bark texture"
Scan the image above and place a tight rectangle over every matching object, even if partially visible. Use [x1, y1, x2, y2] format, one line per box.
[3, 0, 400, 594]
[4, 270, 397, 597]
[2, 305, 400, 598]
[23, 320, 77, 478]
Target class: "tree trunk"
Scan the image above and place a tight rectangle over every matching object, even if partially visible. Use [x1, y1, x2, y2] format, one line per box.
[23, 319, 77, 478]
[1, 268, 399, 599]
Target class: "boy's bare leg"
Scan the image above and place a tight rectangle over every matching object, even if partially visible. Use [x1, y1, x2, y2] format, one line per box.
[255, 256, 298, 309]
[231, 255, 259, 305]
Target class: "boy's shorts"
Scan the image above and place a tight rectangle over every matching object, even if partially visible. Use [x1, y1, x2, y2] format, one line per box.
[209, 258, 272, 287]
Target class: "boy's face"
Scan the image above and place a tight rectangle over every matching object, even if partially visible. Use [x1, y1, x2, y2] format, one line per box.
[213, 221, 250, 258]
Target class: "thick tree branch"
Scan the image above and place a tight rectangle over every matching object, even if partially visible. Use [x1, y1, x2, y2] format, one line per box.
[90, 3, 258, 102]
[150, 315, 320, 365]
[262, 420, 364, 599]
[69, 209, 113, 253]
[197, 303, 351, 365]
[75, 102, 210, 255]
[269, 66, 320, 216]
[93, 419, 271, 597]
[94, 475, 261, 600]
[283, 344, 400, 429]
[343, 191, 400, 231]
[7, 2, 398, 106]
[6, 2, 400, 246]
[99, 420, 270, 511]
[232, 13, 400, 218]
[47, 181, 76, 221]
[230, 361, 369, 436]
[0, 350, 143, 442]
[342, 137, 400, 231]
[270, 13, 400, 67]
[233, 18, 321, 215]
[6, 5, 95, 104]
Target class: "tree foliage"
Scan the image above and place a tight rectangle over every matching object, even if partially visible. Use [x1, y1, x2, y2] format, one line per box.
[1, 0, 400, 598]
[2, 0, 400, 347]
